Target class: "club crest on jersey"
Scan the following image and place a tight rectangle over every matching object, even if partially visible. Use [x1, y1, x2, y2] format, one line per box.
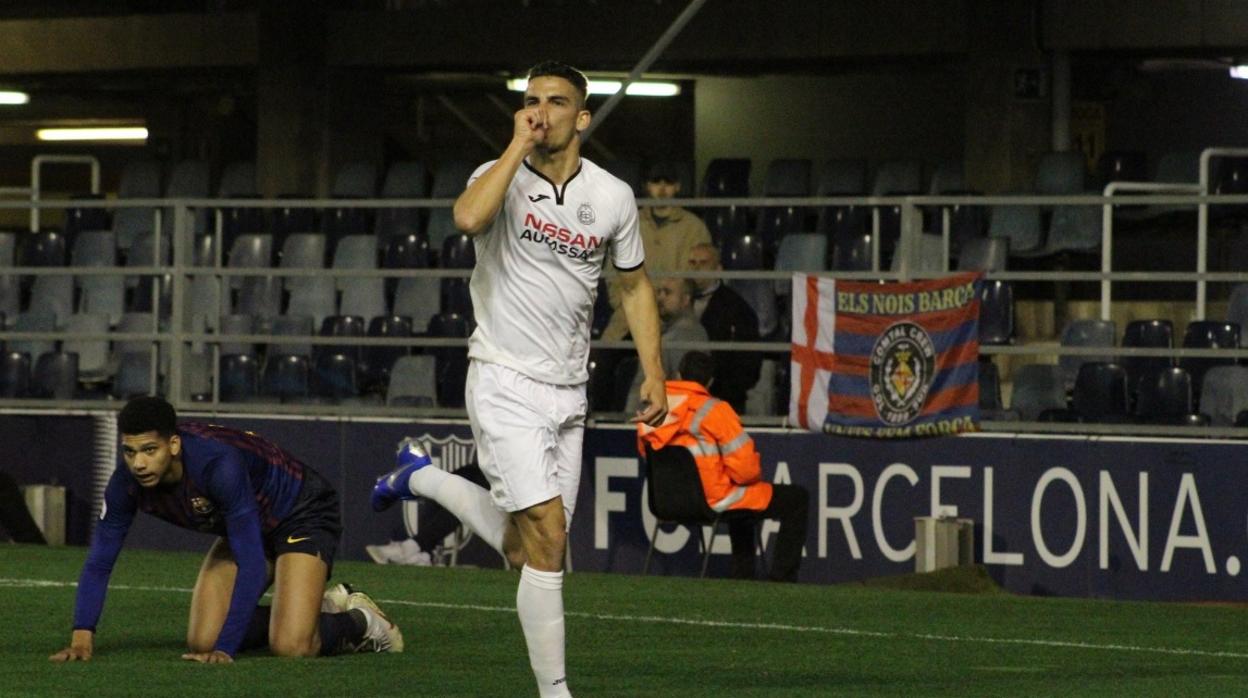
[577, 203, 596, 225]
[191, 497, 215, 516]
[868, 321, 936, 426]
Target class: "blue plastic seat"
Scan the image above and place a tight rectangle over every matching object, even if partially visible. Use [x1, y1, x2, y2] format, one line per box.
[10, 311, 57, 360]
[427, 160, 477, 253]
[113, 351, 156, 399]
[1227, 285, 1248, 345]
[1121, 319, 1173, 397]
[272, 196, 319, 239]
[262, 353, 311, 402]
[1200, 365, 1248, 425]
[928, 161, 966, 195]
[754, 159, 812, 250]
[235, 276, 283, 319]
[978, 280, 1014, 346]
[1135, 366, 1193, 424]
[31, 350, 78, 399]
[831, 232, 873, 271]
[1180, 320, 1239, 403]
[341, 278, 388, 323]
[65, 195, 111, 237]
[1059, 318, 1117, 390]
[19, 231, 67, 267]
[279, 233, 327, 290]
[332, 161, 378, 199]
[441, 233, 476, 269]
[814, 159, 867, 241]
[385, 354, 437, 407]
[720, 233, 765, 271]
[1072, 362, 1130, 423]
[702, 158, 751, 245]
[218, 353, 259, 402]
[218, 314, 256, 358]
[957, 236, 1007, 272]
[988, 202, 1044, 256]
[1009, 364, 1067, 421]
[428, 312, 471, 408]
[29, 276, 74, 324]
[362, 315, 413, 393]
[0, 351, 31, 397]
[228, 234, 274, 291]
[332, 235, 379, 291]
[313, 352, 358, 402]
[376, 161, 427, 240]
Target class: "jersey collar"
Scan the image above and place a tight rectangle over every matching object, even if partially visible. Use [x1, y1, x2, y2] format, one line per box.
[523, 159, 583, 206]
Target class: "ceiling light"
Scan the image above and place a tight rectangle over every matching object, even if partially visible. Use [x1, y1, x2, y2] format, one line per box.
[36, 127, 148, 142]
[0, 91, 29, 105]
[1231, 65, 1248, 80]
[506, 78, 681, 97]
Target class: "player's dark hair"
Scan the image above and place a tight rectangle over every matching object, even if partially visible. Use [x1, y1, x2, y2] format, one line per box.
[678, 352, 715, 387]
[526, 60, 589, 107]
[118, 395, 178, 438]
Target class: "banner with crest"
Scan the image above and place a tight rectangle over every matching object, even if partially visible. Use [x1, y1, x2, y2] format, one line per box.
[789, 272, 982, 438]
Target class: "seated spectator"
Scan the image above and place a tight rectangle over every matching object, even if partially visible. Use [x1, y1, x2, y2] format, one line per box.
[625, 277, 708, 414]
[637, 352, 808, 582]
[600, 163, 713, 342]
[685, 242, 762, 412]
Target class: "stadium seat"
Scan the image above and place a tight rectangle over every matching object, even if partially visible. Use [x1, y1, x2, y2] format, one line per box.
[31, 350, 78, 399]
[19, 230, 67, 267]
[1226, 285, 1248, 345]
[386, 354, 437, 407]
[1045, 206, 1101, 255]
[441, 278, 473, 317]
[701, 158, 751, 244]
[871, 160, 923, 266]
[219, 353, 260, 402]
[830, 232, 873, 271]
[113, 160, 162, 252]
[642, 445, 764, 578]
[262, 353, 311, 402]
[78, 273, 125, 326]
[393, 277, 441, 337]
[441, 233, 476, 269]
[978, 280, 1014, 346]
[0, 350, 31, 398]
[285, 274, 336, 329]
[268, 314, 315, 358]
[1179, 320, 1239, 404]
[376, 161, 428, 240]
[934, 195, 989, 258]
[332, 235, 379, 291]
[722, 233, 775, 337]
[227, 234, 274, 290]
[236, 276, 283, 319]
[29, 276, 74, 326]
[272, 196, 319, 241]
[1120, 319, 1173, 398]
[383, 233, 432, 270]
[62, 313, 112, 382]
[427, 160, 477, 254]
[889, 233, 946, 274]
[70, 230, 116, 268]
[1134, 366, 1194, 424]
[362, 315, 413, 393]
[124, 231, 171, 312]
[428, 312, 470, 408]
[0, 232, 13, 266]
[184, 275, 221, 335]
[1071, 362, 1130, 423]
[773, 233, 827, 296]
[1058, 319, 1117, 390]
[988, 202, 1044, 256]
[313, 352, 359, 402]
[978, 360, 1003, 411]
[1199, 365, 1248, 426]
[9, 311, 57, 360]
[332, 161, 378, 199]
[323, 198, 373, 240]
[754, 159, 812, 250]
[720, 233, 765, 271]
[340, 278, 388, 323]
[65, 195, 111, 238]
[115, 312, 157, 356]
[218, 313, 256, 356]
[1009, 364, 1067, 421]
[1035, 152, 1086, 196]
[957, 236, 1008, 272]
[279, 233, 327, 292]
[192, 233, 217, 267]
[0, 275, 16, 325]
[218, 161, 258, 198]
[1097, 151, 1146, 185]
[317, 314, 365, 367]
[162, 159, 211, 238]
[814, 159, 868, 241]
[113, 351, 156, 399]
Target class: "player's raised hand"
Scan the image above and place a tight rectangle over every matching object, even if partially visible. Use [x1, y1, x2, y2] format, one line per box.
[181, 650, 233, 664]
[513, 107, 547, 151]
[633, 376, 669, 427]
[49, 629, 94, 662]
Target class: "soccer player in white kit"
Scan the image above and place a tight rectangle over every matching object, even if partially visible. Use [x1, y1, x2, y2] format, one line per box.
[371, 61, 667, 697]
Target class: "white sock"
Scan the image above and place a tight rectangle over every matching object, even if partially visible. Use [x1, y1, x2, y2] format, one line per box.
[407, 467, 506, 553]
[517, 565, 571, 698]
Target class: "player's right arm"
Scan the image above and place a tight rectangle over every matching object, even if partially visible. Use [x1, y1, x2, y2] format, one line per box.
[452, 106, 545, 236]
[50, 466, 137, 662]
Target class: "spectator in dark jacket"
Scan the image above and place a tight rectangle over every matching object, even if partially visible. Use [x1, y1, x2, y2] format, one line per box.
[685, 242, 762, 412]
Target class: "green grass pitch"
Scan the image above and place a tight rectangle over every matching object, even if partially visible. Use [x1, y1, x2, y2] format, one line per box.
[3, 545, 1247, 697]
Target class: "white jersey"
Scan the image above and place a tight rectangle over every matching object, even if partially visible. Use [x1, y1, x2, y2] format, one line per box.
[465, 157, 644, 385]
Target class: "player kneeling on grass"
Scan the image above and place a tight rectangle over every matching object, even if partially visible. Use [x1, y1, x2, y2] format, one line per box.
[49, 396, 402, 664]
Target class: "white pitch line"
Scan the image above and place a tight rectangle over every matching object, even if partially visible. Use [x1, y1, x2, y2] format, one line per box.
[6, 577, 1247, 660]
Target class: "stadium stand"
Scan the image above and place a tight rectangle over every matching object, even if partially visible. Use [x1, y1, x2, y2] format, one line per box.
[376, 161, 428, 241]
[386, 354, 437, 407]
[0, 351, 30, 398]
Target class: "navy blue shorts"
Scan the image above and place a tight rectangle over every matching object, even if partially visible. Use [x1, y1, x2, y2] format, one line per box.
[265, 466, 342, 577]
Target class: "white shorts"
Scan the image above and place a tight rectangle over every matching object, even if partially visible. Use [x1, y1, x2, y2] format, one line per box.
[465, 360, 587, 521]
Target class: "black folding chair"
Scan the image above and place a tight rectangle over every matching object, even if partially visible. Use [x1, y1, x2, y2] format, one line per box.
[642, 445, 763, 578]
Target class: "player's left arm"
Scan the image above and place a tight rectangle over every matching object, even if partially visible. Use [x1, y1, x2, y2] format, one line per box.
[189, 455, 267, 662]
[612, 189, 667, 426]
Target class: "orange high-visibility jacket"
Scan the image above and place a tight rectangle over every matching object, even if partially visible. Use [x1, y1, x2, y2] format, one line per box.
[637, 380, 773, 511]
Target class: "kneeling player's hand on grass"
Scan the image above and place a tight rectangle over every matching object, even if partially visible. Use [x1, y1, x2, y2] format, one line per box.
[49, 629, 94, 662]
[181, 650, 233, 664]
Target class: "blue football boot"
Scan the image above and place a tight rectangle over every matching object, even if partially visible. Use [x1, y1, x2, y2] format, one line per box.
[370, 437, 433, 512]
